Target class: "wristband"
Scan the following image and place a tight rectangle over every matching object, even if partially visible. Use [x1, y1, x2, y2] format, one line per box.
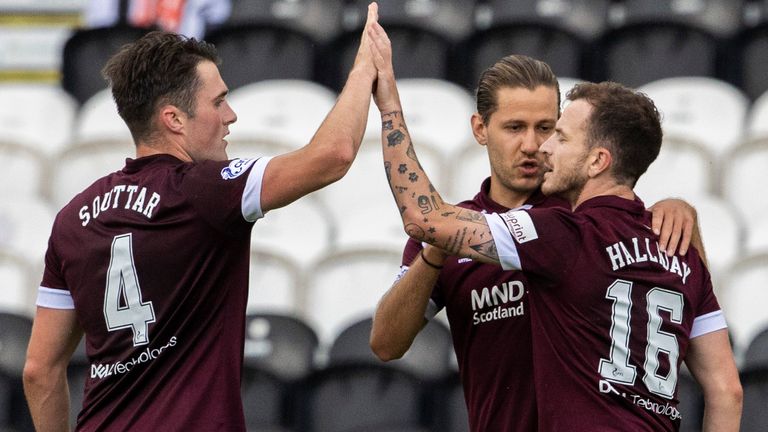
[420, 249, 444, 270]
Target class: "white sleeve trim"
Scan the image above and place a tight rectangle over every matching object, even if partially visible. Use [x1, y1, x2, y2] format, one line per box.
[37, 287, 75, 309]
[242, 156, 273, 222]
[690, 310, 727, 339]
[484, 212, 522, 271]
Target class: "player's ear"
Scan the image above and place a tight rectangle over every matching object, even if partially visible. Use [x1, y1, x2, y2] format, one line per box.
[588, 146, 612, 178]
[471, 113, 488, 147]
[159, 105, 185, 134]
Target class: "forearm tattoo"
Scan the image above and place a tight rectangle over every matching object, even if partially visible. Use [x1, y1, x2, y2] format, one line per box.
[382, 110, 499, 263]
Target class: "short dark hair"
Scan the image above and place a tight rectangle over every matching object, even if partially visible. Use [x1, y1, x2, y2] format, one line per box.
[566, 82, 663, 187]
[475, 54, 560, 124]
[102, 31, 220, 142]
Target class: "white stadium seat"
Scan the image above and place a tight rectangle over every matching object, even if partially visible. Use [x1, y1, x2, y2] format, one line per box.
[638, 77, 749, 159]
[73, 88, 133, 146]
[227, 80, 338, 149]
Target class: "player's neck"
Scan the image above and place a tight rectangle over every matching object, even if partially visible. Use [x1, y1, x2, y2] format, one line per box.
[488, 182, 534, 210]
[572, 179, 634, 210]
[136, 137, 193, 162]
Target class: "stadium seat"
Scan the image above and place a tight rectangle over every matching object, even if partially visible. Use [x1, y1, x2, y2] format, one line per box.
[677, 366, 704, 432]
[328, 317, 454, 382]
[746, 219, 768, 256]
[344, 0, 475, 43]
[241, 366, 292, 432]
[316, 141, 443, 250]
[633, 137, 716, 205]
[0, 141, 50, 200]
[617, 0, 745, 37]
[685, 194, 745, 286]
[303, 248, 402, 347]
[740, 368, 768, 432]
[720, 253, 768, 355]
[638, 77, 749, 159]
[204, 24, 317, 91]
[721, 139, 768, 233]
[446, 142, 490, 204]
[0, 251, 35, 316]
[476, 0, 611, 41]
[224, 0, 344, 43]
[251, 194, 335, 270]
[61, 25, 153, 105]
[0, 197, 57, 265]
[743, 327, 768, 372]
[381, 79, 476, 159]
[746, 88, 768, 140]
[291, 364, 425, 432]
[243, 312, 319, 382]
[49, 140, 132, 209]
[0, 83, 77, 156]
[591, 22, 721, 88]
[0, 312, 34, 432]
[727, 22, 768, 101]
[247, 250, 304, 314]
[320, 25, 452, 92]
[226, 80, 338, 148]
[72, 88, 133, 147]
[458, 24, 587, 90]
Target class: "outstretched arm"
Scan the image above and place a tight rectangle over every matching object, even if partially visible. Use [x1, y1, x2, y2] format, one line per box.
[259, 3, 379, 212]
[370, 244, 446, 360]
[367, 14, 499, 264]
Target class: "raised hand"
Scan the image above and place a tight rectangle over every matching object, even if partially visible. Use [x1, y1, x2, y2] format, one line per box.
[366, 6, 401, 114]
[350, 2, 380, 81]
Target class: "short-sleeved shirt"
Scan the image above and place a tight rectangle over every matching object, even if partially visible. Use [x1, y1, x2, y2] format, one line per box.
[485, 195, 726, 431]
[39, 154, 271, 431]
[397, 178, 567, 432]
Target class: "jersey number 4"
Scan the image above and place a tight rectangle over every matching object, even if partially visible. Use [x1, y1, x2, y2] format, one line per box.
[103, 234, 156, 346]
[598, 279, 683, 399]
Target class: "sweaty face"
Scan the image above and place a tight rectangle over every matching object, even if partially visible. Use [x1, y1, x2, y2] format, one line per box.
[478, 86, 559, 202]
[539, 99, 592, 203]
[182, 61, 237, 162]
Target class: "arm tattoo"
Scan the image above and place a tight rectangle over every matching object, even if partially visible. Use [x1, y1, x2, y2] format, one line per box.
[384, 161, 392, 181]
[405, 223, 426, 240]
[387, 130, 406, 147]
[470, 239, 499, 262]
[456, 209, 486, 225]
[382, 119, 393, 131]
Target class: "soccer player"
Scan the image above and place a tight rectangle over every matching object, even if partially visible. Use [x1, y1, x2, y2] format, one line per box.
[366, 15, 742, 431]
[22, 5, 380, 431]
[370, 53, 702, 432]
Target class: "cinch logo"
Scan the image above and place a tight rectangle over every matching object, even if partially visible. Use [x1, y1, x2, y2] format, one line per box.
[221, 158, 256, 180]
[500, 210, 538, 244]
[90, 336, 177, 379]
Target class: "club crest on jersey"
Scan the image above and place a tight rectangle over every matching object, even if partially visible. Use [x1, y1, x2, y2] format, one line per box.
[221, 158, 256, 180]
[500, 210, 539, 244]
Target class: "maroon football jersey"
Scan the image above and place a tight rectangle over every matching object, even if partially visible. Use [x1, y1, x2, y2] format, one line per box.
[39, 154, 270, 431]
[398, 178, 567, 432]
[485, 195, 724, 431]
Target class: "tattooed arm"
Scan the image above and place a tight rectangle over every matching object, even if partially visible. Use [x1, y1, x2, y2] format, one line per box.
[367, 11, 500, 264]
